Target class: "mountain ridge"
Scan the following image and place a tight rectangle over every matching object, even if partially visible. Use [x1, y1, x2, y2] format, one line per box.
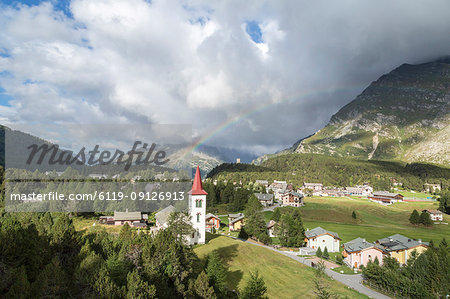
[291, 57, 450, 166]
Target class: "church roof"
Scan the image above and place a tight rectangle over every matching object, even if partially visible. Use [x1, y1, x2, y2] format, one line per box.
[190, 166, 208, 195]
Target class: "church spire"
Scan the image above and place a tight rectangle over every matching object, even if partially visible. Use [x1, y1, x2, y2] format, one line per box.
[190, 166, 208, 195]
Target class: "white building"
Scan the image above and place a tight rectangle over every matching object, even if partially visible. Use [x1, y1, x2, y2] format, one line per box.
[345, 185, 373, 196]
[188, 166, 207, 244]
[423, 209, 444, 221]
[305, 227, 341, 252]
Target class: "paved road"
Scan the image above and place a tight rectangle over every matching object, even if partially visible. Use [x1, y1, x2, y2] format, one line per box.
[232, 237, 391, 299]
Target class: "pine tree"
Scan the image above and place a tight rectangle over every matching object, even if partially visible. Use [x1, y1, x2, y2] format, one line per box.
[194, 271, 216, 299]
[323, 247, 329, 260]
[271, 208, 281, 222]
[206, 251, 227, 295]
[6, 266, 31, 299]
[420, 211, 433, 226]
[240, 271, 267, 299]
[409, 209, 420, 225]
[316, 247, 323, 258]
[126, 269, 156, 299]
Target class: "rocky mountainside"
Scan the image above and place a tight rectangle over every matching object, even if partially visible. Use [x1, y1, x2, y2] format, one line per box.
[294, 57, 450, 166]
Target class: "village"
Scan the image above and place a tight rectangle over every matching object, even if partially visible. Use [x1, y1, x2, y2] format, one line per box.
[92, 166, 447, 282]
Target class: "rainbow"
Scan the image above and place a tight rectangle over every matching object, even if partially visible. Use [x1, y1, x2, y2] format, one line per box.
[183, 84, 365, 158]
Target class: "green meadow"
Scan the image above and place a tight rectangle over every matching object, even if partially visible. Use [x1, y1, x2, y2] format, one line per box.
[271, 196, 449, 244]
[194, 235, 368, 299]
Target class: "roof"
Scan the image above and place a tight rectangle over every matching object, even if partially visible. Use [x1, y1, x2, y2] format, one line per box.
[304, 182, 323, 187]
[305, 227, 340, 239]
[267, 220, 276, 229]
[113, 211, 142, 221]
[190, 166, 208, 195]
[377, 234, 428, 251]
[229, 213, 244, 219]
[254, 193, 274, 201]
[205, 213, 220, 220]
[282, 190, 303, 198]
[155, 205, 176, 226]
[372, 191, 403, 198]
[343, 237, 374, 252]
[423, 209, 442, 214]
[230, 215, 245, 224]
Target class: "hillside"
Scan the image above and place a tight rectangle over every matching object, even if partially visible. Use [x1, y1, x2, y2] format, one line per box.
[195, 236, 367, 299]
[208, 153, 450, 190]
[295, 57, 450, 166]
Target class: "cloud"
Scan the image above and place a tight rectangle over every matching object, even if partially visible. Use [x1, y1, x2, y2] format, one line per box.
[0, 0, 449, 155]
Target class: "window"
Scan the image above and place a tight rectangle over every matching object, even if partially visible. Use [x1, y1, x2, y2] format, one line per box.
[196, 199, 202, 208]
[197, 213, 200, 223]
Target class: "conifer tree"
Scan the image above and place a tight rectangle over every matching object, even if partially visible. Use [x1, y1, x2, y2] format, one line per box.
[419, 211, 433, 226]
[323, 247, 329, 260]
[316, 247, 323, 258]
[240, 271, 267, 299]
[194, 271, 216, 299]
[206, 251, 227, 295]
[409, 209, 420, 225]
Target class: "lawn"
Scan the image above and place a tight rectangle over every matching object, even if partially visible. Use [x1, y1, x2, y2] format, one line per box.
[298, 196, 449, 244]
[397, 190, 434, 199]
[195, 235, 368, 299]
[332, 266, 358, 275]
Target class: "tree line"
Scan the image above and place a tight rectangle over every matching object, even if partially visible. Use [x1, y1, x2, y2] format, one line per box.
[207, 153, 450, 192]
[0, 211, 269, 298]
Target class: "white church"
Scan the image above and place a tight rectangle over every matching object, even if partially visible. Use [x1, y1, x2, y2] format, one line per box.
[154, 165, 207, 244]
[188, 165, 207, 244]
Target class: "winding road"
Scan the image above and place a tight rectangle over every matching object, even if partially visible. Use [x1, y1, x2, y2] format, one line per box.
[231, 237, 391, 299]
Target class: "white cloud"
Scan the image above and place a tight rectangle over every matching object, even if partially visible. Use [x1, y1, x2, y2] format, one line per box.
[0, 0, 449, 155]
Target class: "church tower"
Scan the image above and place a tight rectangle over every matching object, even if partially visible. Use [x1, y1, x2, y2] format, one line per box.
[189, 166, 207, 244]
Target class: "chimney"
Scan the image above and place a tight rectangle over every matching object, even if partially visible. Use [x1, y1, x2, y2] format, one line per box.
[389, 238, 393, 242]
[418, 239, 422, 244]
[362, 238, 366, 243]
[126, 208, 128, 213]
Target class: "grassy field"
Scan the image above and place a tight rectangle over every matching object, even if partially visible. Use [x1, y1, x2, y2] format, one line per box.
[195, 235, 368, 299]
[293, 196, 449, 244]
[397, 190, 434, 199]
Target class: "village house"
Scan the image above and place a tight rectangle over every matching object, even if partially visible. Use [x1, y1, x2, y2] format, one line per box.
[304, 227, 341, 252]
[376, 234, 429, 265]
[368, 191, 404, 205]
[268, 180, 288, 200]
[319, 188, 346, 197]
[302, 182, 323, 191]
[254, 193, 274, 207]
[113, 210, 147, 227]
[281, 191, 304, 207]
[228, 213, 245, 231]
[205, 213, 221, 231]
[267, 220, 277, 237]
[422, 209, 444, 221]
[155, 205, 176, 230]
[255, 180, 269, 188]
[99, 216, 114, 225]
[343, 238, 386, 269]
[345, 185, 373, 197]
[89, 173, 108, 180]
[423, 183, 441, 193]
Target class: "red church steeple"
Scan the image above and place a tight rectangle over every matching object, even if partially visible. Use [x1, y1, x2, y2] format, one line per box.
[190, 166, 208, 195]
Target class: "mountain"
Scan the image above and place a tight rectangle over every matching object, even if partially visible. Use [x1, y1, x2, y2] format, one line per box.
[294, 57, 450, 166]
